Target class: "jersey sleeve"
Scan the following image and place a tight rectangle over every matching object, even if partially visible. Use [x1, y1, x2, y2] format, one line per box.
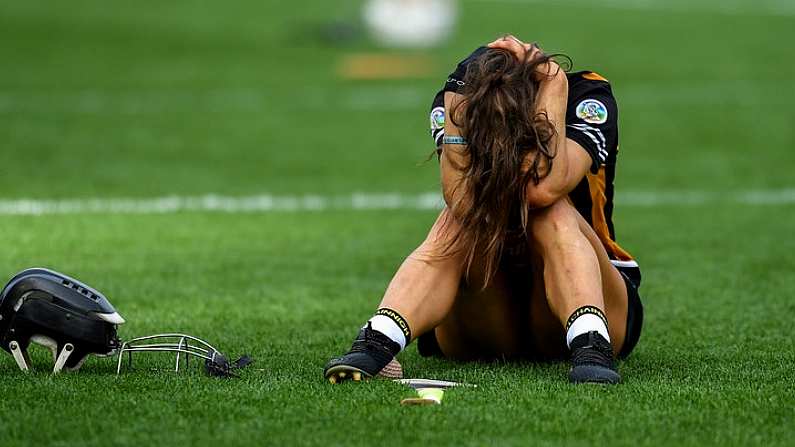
[429, 46, 488, 149]
[442, 46, 488, 94]
[565, 77, 619, 173]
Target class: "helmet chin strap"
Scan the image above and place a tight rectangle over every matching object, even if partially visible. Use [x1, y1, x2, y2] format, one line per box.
[8, 341, 31, 372]
[9, 335, 83, 374]
[52, 343, 76, 374]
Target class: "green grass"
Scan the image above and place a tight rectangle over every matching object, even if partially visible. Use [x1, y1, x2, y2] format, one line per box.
[1, 0, 794, 446]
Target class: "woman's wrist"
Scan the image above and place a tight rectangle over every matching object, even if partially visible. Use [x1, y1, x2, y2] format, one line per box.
[538, 63, 567, 85]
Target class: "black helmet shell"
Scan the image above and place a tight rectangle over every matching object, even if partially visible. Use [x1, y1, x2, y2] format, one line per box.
[0, 268, 124, 370]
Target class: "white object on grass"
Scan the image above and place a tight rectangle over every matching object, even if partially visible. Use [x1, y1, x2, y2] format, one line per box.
[417, 387, 444, 403]
[401, 387, 445, 406]
[363, 0, 458, 48]
[395, 378, 476, 389]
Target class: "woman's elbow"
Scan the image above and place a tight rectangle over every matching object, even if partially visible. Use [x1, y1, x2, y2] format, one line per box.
[525, 185, 562, 209]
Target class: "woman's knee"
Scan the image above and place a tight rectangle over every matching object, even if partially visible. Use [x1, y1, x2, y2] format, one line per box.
[412, 209, 465, 263]
[527, 199, 585, 252]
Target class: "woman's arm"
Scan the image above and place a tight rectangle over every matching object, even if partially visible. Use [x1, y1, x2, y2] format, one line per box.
[439, 92, 472, 216]
[487, 36, 592, 208]
[525, 71, 592, 208]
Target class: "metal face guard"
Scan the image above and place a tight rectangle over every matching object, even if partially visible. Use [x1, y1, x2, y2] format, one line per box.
[115, 333, 251, 378]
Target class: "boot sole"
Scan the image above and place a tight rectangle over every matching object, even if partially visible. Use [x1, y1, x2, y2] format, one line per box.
[324, 365, 370, 384]
[569, 365, 622, 384]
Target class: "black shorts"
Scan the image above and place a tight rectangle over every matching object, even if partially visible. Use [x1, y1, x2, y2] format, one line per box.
[615, 265, 643, 359]
[417, 265, 644, 359]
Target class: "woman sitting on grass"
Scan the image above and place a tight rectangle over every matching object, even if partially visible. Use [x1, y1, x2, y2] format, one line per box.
[324, 35, 643, 384]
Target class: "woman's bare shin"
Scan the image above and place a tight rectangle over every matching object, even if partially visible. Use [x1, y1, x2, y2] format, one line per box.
[529, 199, 628, 353]
[378, 208, 464, 341]
[531, 203, 604, 324]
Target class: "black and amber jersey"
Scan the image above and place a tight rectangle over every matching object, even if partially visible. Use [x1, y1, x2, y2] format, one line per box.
[429, 47, 637, 268]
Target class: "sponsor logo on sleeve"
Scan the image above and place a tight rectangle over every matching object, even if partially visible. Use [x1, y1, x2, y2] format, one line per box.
[430, 106, 445, 130]
[446, 77, 465, 87]
[575, 99, 608, 124]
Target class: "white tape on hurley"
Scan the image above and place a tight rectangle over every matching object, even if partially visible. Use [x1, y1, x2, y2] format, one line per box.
[400, 387, 444, 406]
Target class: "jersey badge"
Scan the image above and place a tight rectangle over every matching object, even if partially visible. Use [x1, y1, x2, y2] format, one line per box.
[576, 99, 608, 124]
[430, 106, 445, 130]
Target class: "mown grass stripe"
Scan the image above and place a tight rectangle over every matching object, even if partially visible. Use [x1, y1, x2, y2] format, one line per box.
[469, 0, 795, 17]
[0, 189, 793, 216]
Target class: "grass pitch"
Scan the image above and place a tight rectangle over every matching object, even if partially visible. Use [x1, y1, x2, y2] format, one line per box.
[1, 1, 794, 446]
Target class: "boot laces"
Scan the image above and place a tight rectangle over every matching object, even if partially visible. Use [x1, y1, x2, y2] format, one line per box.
[571, 332, 615, 369]
[349, 322, 397, 361]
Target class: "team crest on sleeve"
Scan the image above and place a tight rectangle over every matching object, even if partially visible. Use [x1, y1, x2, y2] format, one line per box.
[430, 107, 445, 130]
[576, 99, 608, 124]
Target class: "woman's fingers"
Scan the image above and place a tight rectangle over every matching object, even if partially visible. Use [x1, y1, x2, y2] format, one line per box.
[526, 42, 544, 61]
[535, 60, 564, 82]
[488, 35, 544, 63]
[487, 35, 527, 60]
[487, 35, 562, 83]
[487, 34, 524, 47]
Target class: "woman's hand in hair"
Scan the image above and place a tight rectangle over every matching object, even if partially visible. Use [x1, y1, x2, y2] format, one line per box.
[487, 35, 564, 84]
[487, 35, 540, 61]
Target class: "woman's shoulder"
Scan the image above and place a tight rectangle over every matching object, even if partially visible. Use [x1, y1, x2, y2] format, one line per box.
[567, 70, 610, 83]
[566, 70, 616, 105]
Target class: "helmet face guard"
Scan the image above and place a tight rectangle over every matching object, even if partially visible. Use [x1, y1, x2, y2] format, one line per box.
[0, 268, 125, 373]
[115, 333, 252, 378]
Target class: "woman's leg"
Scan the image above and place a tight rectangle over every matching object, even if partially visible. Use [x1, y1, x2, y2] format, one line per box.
[526, 198, 628, 357]
[327, 198, 630, 381]
[376, 207, 465, 340]
[324, 207, 468, 381]
[434, 198, 629, 361]
[433, 255, 533, 360]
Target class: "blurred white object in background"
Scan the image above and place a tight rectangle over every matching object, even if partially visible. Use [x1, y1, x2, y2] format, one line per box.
[363, 0, 458, 48]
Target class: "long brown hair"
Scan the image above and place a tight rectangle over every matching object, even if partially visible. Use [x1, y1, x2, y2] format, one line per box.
[445, 47, 561, 286]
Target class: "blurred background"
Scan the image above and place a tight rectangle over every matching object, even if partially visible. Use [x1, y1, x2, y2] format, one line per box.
[1, 0, 793, 201]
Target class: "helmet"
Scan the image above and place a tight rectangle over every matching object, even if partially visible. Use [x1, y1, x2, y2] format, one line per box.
[0, 268, 125, 373]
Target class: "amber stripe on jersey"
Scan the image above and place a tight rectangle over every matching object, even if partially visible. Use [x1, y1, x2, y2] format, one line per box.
[586, 167, 634, 262]
[582, 72, 609, 82]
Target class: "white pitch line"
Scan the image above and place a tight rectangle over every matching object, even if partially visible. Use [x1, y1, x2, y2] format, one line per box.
[0, 190, 793, 216]
[0, 193, 443, 216]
